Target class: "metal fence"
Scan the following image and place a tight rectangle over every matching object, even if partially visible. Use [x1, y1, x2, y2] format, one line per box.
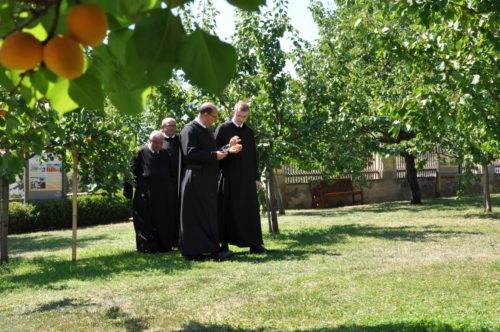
[281, 154, 499, 184]
[283, 154, 383, 184]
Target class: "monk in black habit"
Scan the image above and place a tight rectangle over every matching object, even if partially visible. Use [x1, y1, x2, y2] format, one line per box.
[179, 102, 242, 261]
[124, 131, 177, 253]
[215, 101, 267, 254]
[161, 117, 181, 246]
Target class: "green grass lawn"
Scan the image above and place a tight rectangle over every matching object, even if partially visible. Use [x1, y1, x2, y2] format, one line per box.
[1, 195, 499, 331]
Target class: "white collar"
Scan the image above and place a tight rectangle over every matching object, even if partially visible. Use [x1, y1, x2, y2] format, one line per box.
[231, 118, 243, 128]
[163, 133, 176, 139]
[195, 117, 206, 128]
[147, 143, 156, 154]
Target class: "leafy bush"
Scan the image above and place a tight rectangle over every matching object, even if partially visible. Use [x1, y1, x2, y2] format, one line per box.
[9, 195, 131, 234]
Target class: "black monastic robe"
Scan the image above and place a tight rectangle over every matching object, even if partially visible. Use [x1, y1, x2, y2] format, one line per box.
[179, 121, 221, 255]
[215, 120, 263, 247]
[129, 146, 177, 252]
[163, 135, 181, 245]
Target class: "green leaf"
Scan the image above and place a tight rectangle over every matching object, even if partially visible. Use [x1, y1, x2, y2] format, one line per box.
[69, 71, 105, 110]
[23, 22, 47, 41]
[46, 78, 79, 116]
[109, 81, 149, 115]
[179, 28, 237, 95]
[107, 28, 134, 66]
[132, 9, 184, 66]
[0, 4, 15, 36]
[125, 37, 173, 89]
[39, 1, 69, 36]
[226, 0, 266, 12]
[0, 68, 14, 90]
[31, 70, 49, 94]
[118, 0, 160, 20]
[92, 46, 117, 88]
[5, 117, 20, 135]
[20, 86, 35, 108]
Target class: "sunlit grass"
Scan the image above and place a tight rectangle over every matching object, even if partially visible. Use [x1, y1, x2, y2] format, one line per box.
[1, 195, 499, 331]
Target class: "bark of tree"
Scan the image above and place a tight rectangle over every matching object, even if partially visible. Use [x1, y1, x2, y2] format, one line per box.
[0, 177, 9, 264]
[482, 163, 492, 212]
[402, 152, 422, 204]
[265, 168, 279, 234]
[71, 150, 78, 262]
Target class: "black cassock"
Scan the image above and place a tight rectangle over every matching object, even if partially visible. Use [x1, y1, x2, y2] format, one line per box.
[163, 135, 181, 245]
[179, 121, 220, 255]
[128, 146, 177, 252]
[215, 120, 263, 247]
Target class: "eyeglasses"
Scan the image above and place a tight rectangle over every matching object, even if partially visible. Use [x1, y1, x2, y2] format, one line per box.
[206, 112, 218, 120]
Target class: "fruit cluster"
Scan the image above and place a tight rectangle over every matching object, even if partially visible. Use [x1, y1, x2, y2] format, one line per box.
[0, 4, 108, 80]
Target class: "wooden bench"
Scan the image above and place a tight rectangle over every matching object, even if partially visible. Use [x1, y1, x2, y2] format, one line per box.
[310, 179, 363, 208]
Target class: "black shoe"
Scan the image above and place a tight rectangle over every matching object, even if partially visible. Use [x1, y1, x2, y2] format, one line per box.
[211, 250, 234, 262]
[220, 242, 229, 251]
[141, 250, 160, 254]
[184, 254, 207, 261]
[249, 244, 267, 254]
[158, 247, 173, 253]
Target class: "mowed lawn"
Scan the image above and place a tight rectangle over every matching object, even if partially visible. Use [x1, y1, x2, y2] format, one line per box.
[0, 195, 499, 331]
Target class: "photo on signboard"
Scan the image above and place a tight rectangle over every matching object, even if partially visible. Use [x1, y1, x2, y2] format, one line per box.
[46, 162, 62, 172]
[30, 177, 46, 189]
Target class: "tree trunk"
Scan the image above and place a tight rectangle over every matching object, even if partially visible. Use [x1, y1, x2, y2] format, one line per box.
[0, 177, 9, 264]
[71, 150, 78, 262]
[265, 168, 279, 234]
[264, 177, 273, 233]
[482, 163, 492, 213]
[271, 171, 285, 215]
[24, 159, 29, 204]
[402, 152, 421, 204]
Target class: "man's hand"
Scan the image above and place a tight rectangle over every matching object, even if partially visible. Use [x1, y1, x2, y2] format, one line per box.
[229, 136, 241, 146]
[228, 143, 242, 154]
[216, 150, 228, 160]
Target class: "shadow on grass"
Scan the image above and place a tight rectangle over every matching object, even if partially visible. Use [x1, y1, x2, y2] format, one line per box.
[271, 224, 481, 249]
[225, 223, 478, 264]
[24, 298, 149, 331]
[291, 194, 500, 217]
[464, 212, 500, 220]
[1, 223, 482, 285]
[105, 306, 150, 331]
[0, 250, 193, 293]
[180, 320, 497, 331]
[229, 248, 342, 264]
[25, 297, 95, 314]
[9, 234, 116, 255]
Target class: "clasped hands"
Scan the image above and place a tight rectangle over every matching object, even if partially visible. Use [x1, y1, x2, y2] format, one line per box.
[216, 136, 242, 160]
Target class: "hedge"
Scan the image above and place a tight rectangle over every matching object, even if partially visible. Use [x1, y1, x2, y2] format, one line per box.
[9, 195, 132, 234]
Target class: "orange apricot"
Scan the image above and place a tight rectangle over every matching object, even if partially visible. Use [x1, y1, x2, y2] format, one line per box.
[43, 35, 84, 80]
[0, 31, 43, 70]
[66, 4, 108, 47]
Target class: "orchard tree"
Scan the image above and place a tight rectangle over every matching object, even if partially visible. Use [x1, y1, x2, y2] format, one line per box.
[55, 105, 137, 261]
[353, 0, 499, 210]
[0, 0, 267, 115]
[0, 94, 62, 263]
[391, 0, 499, 211]
[294, 1, 440, 204]
[0, 0, 267, 264]
[227, 0, 296, 233]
